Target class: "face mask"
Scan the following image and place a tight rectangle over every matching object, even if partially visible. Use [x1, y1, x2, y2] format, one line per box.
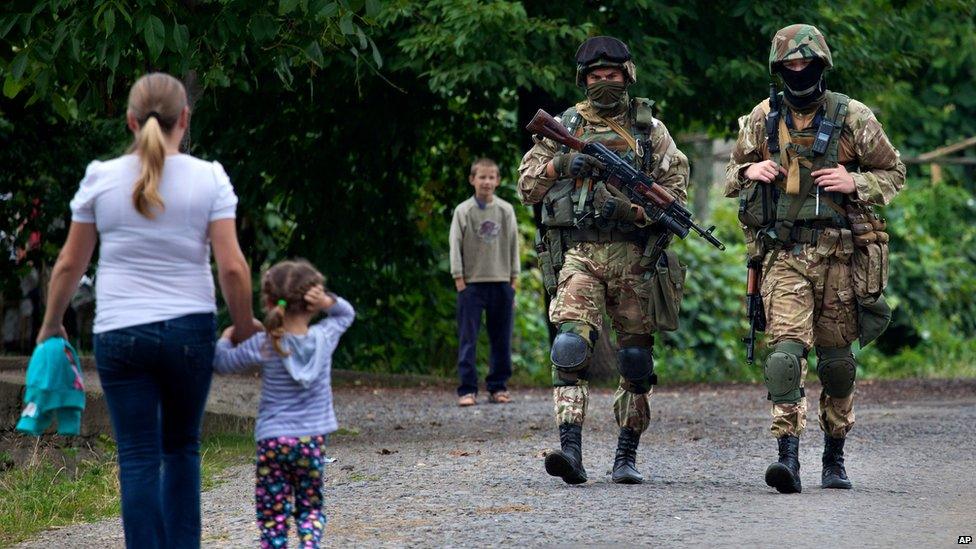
[586, 80, 628, 111]
[779, 60, 826, 108]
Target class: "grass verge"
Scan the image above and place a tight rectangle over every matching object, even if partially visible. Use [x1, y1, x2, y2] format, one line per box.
[0, 432, 254, 546]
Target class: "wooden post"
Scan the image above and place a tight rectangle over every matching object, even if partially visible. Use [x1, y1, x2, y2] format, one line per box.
[931, 163, 942, 185]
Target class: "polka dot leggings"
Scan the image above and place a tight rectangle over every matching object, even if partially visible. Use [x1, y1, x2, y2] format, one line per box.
[255, 435, 327, 548]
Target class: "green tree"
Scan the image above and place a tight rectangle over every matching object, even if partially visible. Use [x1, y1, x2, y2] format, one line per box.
[2, 0, 974, 380]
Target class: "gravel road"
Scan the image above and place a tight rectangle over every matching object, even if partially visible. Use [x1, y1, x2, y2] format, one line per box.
[16, 378, 976, 548]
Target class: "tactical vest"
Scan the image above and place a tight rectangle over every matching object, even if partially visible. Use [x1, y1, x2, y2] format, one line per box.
[738, 91, 855, 243]
[540, 98, 657, 244]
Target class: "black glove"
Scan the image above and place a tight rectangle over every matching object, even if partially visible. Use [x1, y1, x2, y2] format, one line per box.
[594, 184, 640, 223]
[552, 153, 605, 179]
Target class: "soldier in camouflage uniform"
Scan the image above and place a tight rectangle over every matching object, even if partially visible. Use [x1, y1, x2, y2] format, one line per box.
[517, 36, 689, 485]
[725, 24, 905, 493]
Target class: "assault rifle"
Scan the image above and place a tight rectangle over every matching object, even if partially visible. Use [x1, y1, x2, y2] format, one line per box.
[744, 258, 766, 364]
[525, 109, 726, 251]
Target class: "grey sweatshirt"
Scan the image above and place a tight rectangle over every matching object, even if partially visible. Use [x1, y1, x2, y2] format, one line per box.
[449, 196, 520, 283]
[213, 297, 355, 441]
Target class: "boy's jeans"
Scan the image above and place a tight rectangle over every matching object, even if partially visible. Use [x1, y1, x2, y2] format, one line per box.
[456, 282, 514, 396]
[94, 312, 216, 549]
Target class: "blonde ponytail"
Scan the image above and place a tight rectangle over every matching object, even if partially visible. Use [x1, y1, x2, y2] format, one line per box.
[125, 72, 188, 219]
[132, 115, 167, 218]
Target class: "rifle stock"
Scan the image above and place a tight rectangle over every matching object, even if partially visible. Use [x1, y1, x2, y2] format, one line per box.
[525, 109, 586, 153]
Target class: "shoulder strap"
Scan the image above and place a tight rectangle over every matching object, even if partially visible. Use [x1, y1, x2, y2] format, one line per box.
[597, 114, 638, 154]
[824, 92, 850, 166]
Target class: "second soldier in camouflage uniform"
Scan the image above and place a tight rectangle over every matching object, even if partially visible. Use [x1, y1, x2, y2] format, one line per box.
[517, 36, 689, 485]
[725, 24, 905, 493]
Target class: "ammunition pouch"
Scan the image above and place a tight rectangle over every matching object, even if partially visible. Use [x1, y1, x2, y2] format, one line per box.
[848, 208, 889, 300]
[737, 181, 779, 229]
[535, 229, 565, 296]
[541, 179, 577, 228]
[847, 206, 891, 347]
[641, 248, 686, 332]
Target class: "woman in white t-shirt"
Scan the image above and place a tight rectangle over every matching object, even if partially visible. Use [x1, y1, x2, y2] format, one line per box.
[37, 72, 258, 549]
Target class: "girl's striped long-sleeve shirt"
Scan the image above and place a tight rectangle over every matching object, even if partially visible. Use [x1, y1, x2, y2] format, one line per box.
[214, 296, 355, 441]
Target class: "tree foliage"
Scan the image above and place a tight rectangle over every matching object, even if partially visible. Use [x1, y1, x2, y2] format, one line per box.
[2, 0, 974, 380]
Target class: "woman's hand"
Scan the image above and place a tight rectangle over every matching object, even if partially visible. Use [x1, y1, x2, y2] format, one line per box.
[36, 324, 68, 344]
[228, 318, 264, 344]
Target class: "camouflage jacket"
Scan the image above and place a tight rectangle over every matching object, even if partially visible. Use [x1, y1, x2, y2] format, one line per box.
[724, 95, 905, 207]
[517, 99, 689, 207]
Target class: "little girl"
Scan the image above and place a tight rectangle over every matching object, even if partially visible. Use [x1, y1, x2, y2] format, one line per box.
[214, 259, 355, 548]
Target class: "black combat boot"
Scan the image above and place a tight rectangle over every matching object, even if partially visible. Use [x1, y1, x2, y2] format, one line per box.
[611, 427, 644, 484]
[821, 434, 853, 489]
[545, 423, 587, 484]
[765, 435, 802, 494]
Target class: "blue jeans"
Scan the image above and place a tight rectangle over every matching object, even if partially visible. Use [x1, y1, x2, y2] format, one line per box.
[456, 282, 514, 396]
[95, 313, 216, 549]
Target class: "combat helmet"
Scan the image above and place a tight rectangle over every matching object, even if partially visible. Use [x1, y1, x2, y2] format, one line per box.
[768, 24, 833, 74]
[575, 36, 637, 87]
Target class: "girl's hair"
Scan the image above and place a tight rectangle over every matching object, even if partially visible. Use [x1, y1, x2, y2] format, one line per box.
[126, 72, 188, 218]
[261, 259, 326, 356]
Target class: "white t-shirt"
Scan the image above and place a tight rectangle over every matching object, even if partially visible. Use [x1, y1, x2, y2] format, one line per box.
[70, 154, 238, 333]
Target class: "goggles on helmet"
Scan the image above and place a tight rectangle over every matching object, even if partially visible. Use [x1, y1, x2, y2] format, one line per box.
[575, 36, 631, 65]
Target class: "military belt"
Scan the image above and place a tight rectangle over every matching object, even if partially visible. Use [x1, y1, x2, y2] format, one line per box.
[786, 221, 839, 245]
[568, 227, 645, 244]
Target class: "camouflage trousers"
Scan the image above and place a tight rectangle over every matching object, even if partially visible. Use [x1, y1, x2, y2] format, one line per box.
[550, 242, 654, 433]
[761, 239, 858, 439]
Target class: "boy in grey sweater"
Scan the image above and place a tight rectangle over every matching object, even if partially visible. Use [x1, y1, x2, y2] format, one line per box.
[449, 158, 520, 406]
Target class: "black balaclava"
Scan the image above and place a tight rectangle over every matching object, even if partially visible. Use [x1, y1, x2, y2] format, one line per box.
[586, 80, 628, 113]
[779, 59, 826, 111]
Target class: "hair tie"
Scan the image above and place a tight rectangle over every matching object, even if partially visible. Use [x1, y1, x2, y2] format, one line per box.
[277, 299, 287, 308]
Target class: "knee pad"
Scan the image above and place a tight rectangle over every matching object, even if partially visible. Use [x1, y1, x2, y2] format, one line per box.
[764, 340, 806, 404]
[551, 322, 595, 373]
[816, 345, 856, 398]
[617, 347, 656, 394]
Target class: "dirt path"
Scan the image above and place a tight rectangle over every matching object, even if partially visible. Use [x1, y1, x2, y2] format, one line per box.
[17, 379, 976, 547]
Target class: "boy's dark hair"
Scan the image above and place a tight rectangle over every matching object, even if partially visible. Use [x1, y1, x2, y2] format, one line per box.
[261, 259, 326, 356]
[469, 157, 499, 177]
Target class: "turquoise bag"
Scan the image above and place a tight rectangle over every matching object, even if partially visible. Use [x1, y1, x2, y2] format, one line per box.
[16, 337, 86, 436]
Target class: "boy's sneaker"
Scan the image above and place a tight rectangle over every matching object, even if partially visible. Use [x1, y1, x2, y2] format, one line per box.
[458, 394, 477, 407]
[488, 391, 512, 404]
